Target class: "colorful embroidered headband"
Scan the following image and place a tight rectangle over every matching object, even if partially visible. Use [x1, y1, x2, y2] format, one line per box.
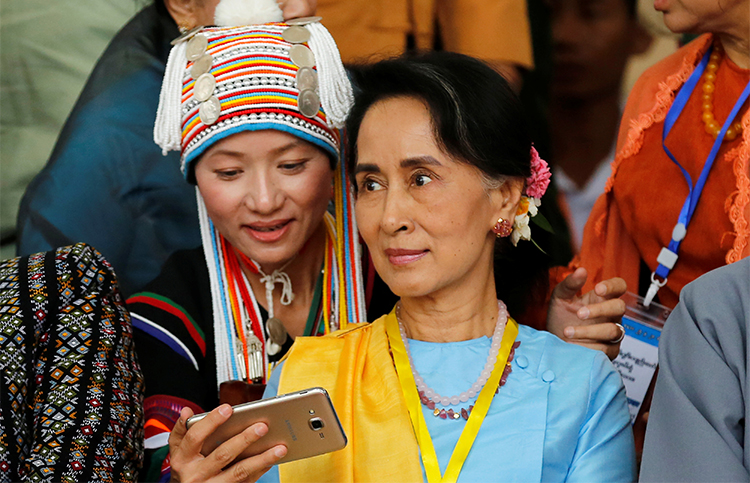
[154, 0, 353, 179]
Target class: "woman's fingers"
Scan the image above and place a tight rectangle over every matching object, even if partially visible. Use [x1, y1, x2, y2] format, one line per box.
[563, 322, 624, 360]
[592, 277, 627, 300]
[563, 321, 623, 342]
[206, 422, 270, 470]
[577, 297, 626, 321]
[180, 404, 234, 456]
[228, 444, 288, 483]
[169, 406, 194, 451]
[552, 267, 588, 301]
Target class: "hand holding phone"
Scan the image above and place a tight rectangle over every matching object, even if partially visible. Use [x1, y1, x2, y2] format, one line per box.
[186, 387, 347, 465]
[168, 404, 287, 483]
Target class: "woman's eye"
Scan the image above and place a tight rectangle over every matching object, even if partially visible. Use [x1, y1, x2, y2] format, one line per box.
[216, 169, 240, 179]
[414, 174, 433, 187]
[362, 179, 384, 192]
[279, 161, 306, 172]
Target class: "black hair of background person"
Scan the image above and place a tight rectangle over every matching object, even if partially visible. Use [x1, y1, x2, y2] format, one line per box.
[346, 52, 551, 318]
[518, 0, 638, 267]
[519, 0, 574, 269]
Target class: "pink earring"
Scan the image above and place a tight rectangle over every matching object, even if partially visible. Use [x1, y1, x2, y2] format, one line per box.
[493, 218, 512, 238]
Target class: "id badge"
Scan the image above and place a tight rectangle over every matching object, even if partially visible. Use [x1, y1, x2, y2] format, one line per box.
[612, 292, 671, 423]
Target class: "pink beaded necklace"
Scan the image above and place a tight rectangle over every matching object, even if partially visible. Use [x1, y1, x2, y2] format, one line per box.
[396, 301, 521, 420]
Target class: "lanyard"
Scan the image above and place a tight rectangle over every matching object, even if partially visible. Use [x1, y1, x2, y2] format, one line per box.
[385, 309, 519, 483]
[644, 46, 750, 308]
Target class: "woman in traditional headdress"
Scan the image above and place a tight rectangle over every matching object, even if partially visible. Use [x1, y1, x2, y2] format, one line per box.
[126, 1, 381, 478]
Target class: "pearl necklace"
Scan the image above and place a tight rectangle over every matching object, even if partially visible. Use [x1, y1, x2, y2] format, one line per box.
[396, 301, 520, 420]
[701, 43, 743, 141]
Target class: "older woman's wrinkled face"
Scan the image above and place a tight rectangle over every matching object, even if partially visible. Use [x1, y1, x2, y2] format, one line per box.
[653, 0, 748, 35]
[354, 96, 521, 298]
[195, 130, 333, 271]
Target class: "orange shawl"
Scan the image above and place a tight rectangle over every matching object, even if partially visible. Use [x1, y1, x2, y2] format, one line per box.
[566, 34, 750, 309]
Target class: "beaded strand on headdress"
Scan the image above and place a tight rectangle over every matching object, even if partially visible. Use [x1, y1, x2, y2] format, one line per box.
[154, 41, 188, 155]
[306, 22, 353, 128]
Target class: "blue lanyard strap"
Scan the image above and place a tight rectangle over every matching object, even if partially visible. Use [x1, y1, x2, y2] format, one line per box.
[644, 46, 750, 307]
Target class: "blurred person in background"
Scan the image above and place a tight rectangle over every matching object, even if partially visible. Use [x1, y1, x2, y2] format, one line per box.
[316, 0, 533, 91]
[570, 0, 748, 314]
[554, 0, 748, 457]
[0, 1, 137, 260]
[548, 0, 652, 250]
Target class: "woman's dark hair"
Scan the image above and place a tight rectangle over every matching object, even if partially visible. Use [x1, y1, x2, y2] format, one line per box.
[346, 51, 551, 318]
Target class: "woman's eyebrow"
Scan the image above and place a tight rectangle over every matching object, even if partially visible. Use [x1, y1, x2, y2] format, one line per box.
[400, 155, 442, 168]
[354, 163, 380, 175]
[269, 140, 305, 156]
[355, 155, 442, 175]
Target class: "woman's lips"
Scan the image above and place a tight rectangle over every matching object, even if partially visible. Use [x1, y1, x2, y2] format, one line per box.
[384, 248, 428, 266]
[244, 220, 292, 243]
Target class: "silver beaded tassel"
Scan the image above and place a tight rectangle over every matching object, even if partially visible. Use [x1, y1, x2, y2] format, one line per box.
[306, 22, 353, 129]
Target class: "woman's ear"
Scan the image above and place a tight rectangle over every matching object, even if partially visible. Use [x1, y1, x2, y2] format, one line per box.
[163, 0, 216, 30]
[489, 177, 524, 228]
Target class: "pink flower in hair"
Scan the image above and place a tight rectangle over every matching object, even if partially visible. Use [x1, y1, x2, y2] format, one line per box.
[524, 146, 551, 199]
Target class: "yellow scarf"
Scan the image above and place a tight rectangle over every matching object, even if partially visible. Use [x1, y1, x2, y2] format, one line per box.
[277, 315, 424, 482]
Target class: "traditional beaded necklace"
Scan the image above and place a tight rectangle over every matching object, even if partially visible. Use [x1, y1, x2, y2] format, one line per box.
[396, 301, 521, 420]
[701, 42, 744, 141]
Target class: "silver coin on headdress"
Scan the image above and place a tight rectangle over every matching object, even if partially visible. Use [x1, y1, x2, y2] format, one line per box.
[282, 26, 311, 44]
[186, 33, 208, 61]
[171, 26, 203, 46]
[289, 44, 316, 68]
[298, 90, 320, 118]
[296, 67, 318, 91]
[199, 96, 221, 125]
[193, 74, 216, 102]
[191, 54, 213, 79]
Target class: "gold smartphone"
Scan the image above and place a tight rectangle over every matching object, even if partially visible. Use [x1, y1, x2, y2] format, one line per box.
[186, 387, 347, 464]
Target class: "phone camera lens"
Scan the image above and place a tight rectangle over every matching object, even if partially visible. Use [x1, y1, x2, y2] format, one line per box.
[309, 417, 325, 431]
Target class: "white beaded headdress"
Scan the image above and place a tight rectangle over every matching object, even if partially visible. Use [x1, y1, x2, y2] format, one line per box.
[154, 0, 354, 180]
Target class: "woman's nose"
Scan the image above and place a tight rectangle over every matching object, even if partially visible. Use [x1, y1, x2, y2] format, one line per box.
[381, 188, 413, 235]
[244, 174, 282, 214]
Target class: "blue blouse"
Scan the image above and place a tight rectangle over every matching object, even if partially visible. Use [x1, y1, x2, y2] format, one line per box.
[261, 324, 636, 482]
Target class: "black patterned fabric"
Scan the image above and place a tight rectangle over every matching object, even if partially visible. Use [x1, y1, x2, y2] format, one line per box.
[0, 243, 144, 482]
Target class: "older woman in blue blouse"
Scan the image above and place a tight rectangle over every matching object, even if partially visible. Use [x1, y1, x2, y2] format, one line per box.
[252, 52, 637, 483]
